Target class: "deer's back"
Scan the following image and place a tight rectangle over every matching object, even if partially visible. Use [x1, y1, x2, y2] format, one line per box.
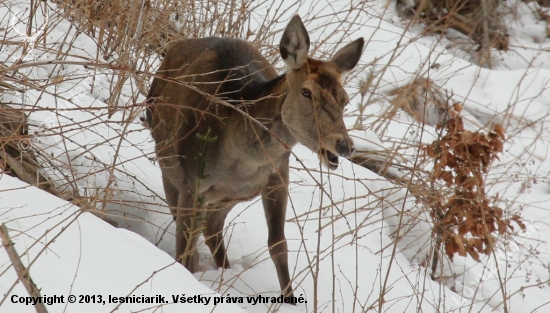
[148, 37, 277, 106]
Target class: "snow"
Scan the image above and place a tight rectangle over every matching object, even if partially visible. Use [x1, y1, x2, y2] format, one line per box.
[0, 175, 244, 313]
[2, 0, 550, 312]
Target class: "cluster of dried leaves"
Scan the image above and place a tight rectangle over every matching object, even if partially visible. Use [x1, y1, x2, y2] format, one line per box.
[425, 104, 525, 261]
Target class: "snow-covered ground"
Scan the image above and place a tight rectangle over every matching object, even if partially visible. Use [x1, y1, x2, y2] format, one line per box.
[2, 0, 550, 312]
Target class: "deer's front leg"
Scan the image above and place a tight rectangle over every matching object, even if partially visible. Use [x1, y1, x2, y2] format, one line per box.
[261, 160, 294, 299]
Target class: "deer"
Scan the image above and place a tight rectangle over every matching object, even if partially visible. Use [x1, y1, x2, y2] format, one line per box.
[146, 15, 364, 299]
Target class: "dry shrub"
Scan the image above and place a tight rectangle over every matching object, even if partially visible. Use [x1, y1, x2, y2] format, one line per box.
[536, 7, 550, 38]
[425, 104, 525, 264]
[52, 0, 284, 114]
[0, 102, 60, 198]
[0, 102, 28, 170]
[388, 77, 453, 127]
[526, 0, 550, 7]
[396, 0, 509, 67]
[54, 0, 182, 58]
[54, 0, 276, 60]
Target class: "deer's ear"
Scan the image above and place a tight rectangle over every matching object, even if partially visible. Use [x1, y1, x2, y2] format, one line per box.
[331, 38, 364, 73]
[279, 15, 310, 71]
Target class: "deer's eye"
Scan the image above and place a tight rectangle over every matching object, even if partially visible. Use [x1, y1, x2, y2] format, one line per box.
[301, 88, 312, 99]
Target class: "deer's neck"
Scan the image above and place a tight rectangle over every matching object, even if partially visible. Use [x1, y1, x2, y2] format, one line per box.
[246, 74, 297, 149]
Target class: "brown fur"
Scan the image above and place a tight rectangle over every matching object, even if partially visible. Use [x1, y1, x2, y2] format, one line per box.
[146, 15, 364, 298]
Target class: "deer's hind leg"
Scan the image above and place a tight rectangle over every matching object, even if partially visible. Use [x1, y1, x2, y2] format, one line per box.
[161, 173, 201, 272]
[204, 203, 234, 269]
[162, 175, 179, 219]
[175, 190, 203, 273]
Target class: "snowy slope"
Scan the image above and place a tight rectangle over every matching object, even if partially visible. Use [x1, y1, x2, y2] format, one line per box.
[0, 175, 245, 313]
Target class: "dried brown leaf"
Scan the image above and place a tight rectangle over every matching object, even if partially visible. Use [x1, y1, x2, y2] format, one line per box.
[496, 220, 507, 233]
[493, 124, 505, 140]
[426, 144, 435, 158]
[493, 207, 503, 219]
[454, 235, 466, 256]
[445, 240, 457, 260]
[490, 137, 503, 153]
[462, 130, 475, 145]
[461, 177, 479, 190]
[512, 214, 527, 231]
[484, 237, 494, 254]
[467, 247, 480, 261]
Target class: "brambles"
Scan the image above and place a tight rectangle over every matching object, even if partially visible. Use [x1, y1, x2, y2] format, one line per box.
[425, 104, 525, 264]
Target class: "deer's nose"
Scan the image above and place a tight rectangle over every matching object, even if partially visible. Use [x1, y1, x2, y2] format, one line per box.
[335, 137, 355, 157]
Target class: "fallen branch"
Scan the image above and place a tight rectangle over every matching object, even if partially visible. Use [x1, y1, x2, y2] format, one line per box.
[0, 224, 49, 313]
